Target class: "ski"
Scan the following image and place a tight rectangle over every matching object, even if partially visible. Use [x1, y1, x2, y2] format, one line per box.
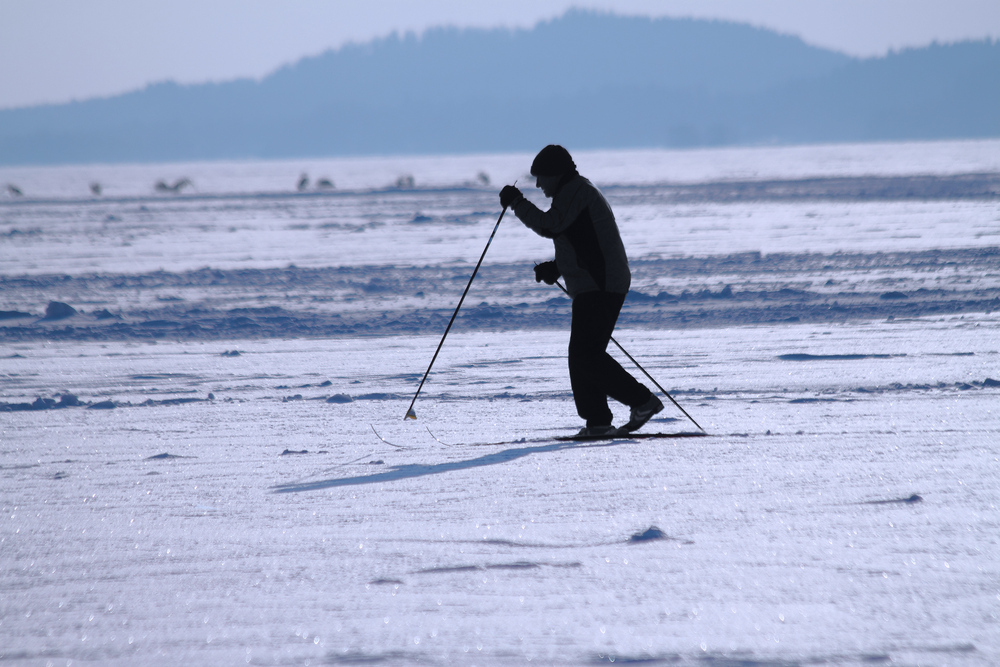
[414, 430, 709, 448]
[553, 431, 708, 442]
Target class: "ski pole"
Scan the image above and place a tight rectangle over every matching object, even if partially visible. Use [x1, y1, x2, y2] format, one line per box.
[552, 279, 705, 432]
[404, 204, 510, 420]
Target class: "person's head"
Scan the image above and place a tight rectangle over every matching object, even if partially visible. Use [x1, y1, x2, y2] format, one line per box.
[530, 145, 577, 197]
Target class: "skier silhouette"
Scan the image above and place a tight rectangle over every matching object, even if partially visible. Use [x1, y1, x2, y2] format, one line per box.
[500, 145, 663, 436]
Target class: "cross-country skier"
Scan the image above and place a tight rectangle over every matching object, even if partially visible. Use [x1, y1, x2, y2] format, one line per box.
[499, 145, 663, 436]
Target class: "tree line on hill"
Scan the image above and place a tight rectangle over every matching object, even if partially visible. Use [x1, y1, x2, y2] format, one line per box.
[1, 9, 997, 165]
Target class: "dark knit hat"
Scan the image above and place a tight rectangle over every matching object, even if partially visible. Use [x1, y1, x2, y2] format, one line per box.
[530, 145, 576, 177]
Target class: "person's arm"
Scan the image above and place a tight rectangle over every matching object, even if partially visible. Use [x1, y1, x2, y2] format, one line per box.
[512, 188, 584, 239]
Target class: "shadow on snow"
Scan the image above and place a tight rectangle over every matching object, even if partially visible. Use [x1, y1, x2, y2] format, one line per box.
[272, 440, 617, 493]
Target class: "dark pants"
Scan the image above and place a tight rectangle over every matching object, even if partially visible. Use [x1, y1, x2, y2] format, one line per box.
[569, 291, 650, 427]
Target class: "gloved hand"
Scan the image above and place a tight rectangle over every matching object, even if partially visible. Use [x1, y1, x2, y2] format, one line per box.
[499, 184, 524, 209]
[534, 261, 561, 285]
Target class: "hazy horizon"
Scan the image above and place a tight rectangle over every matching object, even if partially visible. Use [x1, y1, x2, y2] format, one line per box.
[3, 0, 999, 110]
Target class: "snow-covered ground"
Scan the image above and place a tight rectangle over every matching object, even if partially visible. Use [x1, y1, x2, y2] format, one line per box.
[2, 140, 999, 666]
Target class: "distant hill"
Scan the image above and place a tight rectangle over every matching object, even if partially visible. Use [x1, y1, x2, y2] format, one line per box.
[1, 9, 997, 166]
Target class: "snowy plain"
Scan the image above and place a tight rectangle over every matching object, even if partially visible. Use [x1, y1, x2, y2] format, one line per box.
[1, 139, 999, 666]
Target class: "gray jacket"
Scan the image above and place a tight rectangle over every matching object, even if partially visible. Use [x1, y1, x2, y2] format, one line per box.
[511, 175, 631, 298]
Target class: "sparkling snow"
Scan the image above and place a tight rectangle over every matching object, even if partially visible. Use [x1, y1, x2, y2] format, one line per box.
[1, 140, 999, 666]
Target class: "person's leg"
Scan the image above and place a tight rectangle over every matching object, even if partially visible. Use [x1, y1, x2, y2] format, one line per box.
[569, 292, 649, 427]
[591, 292, 651, 409]
[569, 292, 613, 426]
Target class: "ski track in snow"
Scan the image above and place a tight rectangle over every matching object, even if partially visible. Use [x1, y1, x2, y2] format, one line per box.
[1, 143, 999, 666]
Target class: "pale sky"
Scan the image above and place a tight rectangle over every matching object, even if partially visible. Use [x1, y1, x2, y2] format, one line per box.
[2, 0, 998, 110]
